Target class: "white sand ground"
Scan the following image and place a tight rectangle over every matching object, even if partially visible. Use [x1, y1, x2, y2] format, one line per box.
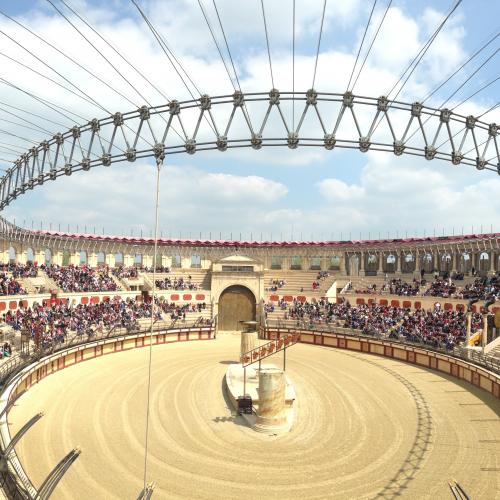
[7, 332, 500, 499]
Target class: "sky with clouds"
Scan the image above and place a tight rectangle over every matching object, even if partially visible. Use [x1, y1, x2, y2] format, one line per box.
[0, 0, 498, 240]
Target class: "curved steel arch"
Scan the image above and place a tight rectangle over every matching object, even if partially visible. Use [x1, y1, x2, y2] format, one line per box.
[1, 89, 499, 210]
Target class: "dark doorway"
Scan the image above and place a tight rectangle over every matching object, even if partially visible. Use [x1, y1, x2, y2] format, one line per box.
[218, 285, 256, 331]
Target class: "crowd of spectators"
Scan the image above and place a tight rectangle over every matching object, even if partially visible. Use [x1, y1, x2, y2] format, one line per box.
[424, 278, 457, 298]
[458, 276, 500, 301]
[3, 298, 209, 348]
[0, 273, 26, 295]
[268, 279, 286, 292]
[155, 276, 198, 290]
[0, 263, 38, 278]
[266, 298, 483, 349]
[43, 264, 120, 292]
[112, 266, 139, 279]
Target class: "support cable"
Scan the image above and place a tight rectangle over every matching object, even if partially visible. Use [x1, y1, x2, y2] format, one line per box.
[54, 0, 184, 142]
[260, 0, 275, 89]
[0, 99, 69, 129]
[311, 0, 327, 89]
[404, 48, 499, 145]
[422, 30, 499, 103]
[292, 0, 296, 130]
[212, 0, 243, 92]
[387, 0, 463, 100]
[197, 0, 235, 90]
[0, 104, 55, 135]
[0, 28, 111, 117]
[143, 156, 162, 492]
[346, 0, 377, 91]
[350, 0, 393, 93]
[451, 73, 500, 111]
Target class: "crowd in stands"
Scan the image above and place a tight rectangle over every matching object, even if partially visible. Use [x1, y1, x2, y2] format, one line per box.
[268, 279, 286, 292]
[3, 298, 209, 348]
[0, 263, 38, 278]
[0, 273, 26, 296]
[267, 298, 483, 349]
[0, 342, 12, 359]
[43, 264, 120, 292]
[424, 278, 457, 298]
[155, 276, 198, 290]
[112, 266, 139, 279]
[458, 276, 500, 301]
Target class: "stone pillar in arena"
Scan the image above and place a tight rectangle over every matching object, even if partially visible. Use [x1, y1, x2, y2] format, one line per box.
[240, 331, 257, 361]
[254, 368, 288, 433]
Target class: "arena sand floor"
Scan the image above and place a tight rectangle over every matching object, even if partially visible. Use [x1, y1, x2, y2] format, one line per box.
[7, 332, 500, 499]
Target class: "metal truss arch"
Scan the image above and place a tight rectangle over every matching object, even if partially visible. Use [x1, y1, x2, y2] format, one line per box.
[1, 90, 499, 210]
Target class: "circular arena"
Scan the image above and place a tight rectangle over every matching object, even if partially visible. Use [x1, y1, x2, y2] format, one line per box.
[0, 1, 499, 499]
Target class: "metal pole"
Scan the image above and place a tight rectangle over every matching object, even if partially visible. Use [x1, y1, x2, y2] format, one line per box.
[243, 366, 247, 396]
[283, 344, 286, 371]
[143, 157, 162, 491]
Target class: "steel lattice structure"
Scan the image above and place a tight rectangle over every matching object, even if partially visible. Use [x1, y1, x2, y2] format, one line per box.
[0, 89, 499, 210]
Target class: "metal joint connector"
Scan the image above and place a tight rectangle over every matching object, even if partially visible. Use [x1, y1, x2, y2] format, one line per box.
[377, 96, 389, 112]
[54, 133, 64, 145]
[126, 148, 136, 162]
[139, 106, 150, 120]
[411, 102, 423, 117]
[424, 146, 436, 160]
[185, 139, 196, 155]
[475, 157, 486, 170]
[233, 90, 244, 107]
[200, 95, 211, 110]
[251, 133, 262, 149]
[40, 141, 50, 152]
[64, 164, 72, 176]
[81, 158, 91, 171]
[101, 154, 112, 166]
[393, 140, 405, 156]
[216, 136, 227, 151]
[90, 119, 100, 132]
[359, 137, 370, 152]
[113, 112, 124, 126]
[71, 126, 81, 139]
[306, 89, 318, 105]
[324, 134, 336, 150]
[343, 91, 354, 108]
[466, 115, 476, 129]
[488, 122, 497, 137]
[153, 143, 165, 159]
[440, 109, 451, 123]
[169, 100, 180, 115]
[269, 88, 280, 105]
[451, 151, 463, 165]
[287, 132, 298, 149]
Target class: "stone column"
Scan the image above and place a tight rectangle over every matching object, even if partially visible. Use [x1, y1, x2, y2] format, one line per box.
[123, 253, 134, 267]
[396, 252, 402, 274]
[240, 331, 257, 361]
[359, 252, 365, 276]
[254, 368, 288, 433]
[70, 252, 80, 266]
[414, 251, 420, 275]
[466, 313, 471, 345]
[481, 315, 488, 349]
[52, 251, 63, 266]
[16, 250, 27, 265]
[377, 252, 384, 275]
[105, 253, 115, 268]
[34, 249, 45, 266]
[489, 252, 496, 275]
[87, 253, 98, 268]
[432, 252, 438, 273]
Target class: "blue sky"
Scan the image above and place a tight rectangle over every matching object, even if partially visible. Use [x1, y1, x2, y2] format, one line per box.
[0, 0, 498, 240]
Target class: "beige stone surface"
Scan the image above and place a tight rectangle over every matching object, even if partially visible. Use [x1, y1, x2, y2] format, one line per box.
[254, 368, 288, 433]
[240, 331, 257, 361]
[7, 333, 500, 499]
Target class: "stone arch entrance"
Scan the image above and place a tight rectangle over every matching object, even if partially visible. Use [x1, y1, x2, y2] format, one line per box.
[218, 285, 256, 331]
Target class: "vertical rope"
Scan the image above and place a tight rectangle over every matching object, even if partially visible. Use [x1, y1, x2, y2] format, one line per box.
[143, 157, 162, 491]
[260, 0, 275, 89]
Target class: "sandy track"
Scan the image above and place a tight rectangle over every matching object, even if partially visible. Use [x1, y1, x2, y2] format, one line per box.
[7, 333, 500, 499]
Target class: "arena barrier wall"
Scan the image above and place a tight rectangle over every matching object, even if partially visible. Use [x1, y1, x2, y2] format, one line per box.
[0, 325, 215, 499]
[264, 327, 500, 400]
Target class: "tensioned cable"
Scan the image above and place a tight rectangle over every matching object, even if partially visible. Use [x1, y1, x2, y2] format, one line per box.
[0, 50, 107, 113]
[0, 142, 25, 155]
[311, 0, 327, 90]
[403, 47, 499, 145]
[260, 0, 275, 89]
[0, 99, 69, 129]
[0, 117, 52, 136]
[346, 0, 377, 91]
[130, 0, 202, 99]
[387, 0, 463, 100]
[292, 0, 295, 130]
[53, 0, 184, 142]
[371, 0, 462, 137]
[0, 78, 86, 123]
[59, 0, 171, 103]
[0, 128, 40, 145]
[197, 0, 235, 90]
[0, 104, 56, 135]
[422, 30, 499, 104]
[0, 10, 154, 116]
[212, 0, 243, 92]
[131, 0, 218, 137]
[451, 74, 500, 110]
[350, 0, 393, 93]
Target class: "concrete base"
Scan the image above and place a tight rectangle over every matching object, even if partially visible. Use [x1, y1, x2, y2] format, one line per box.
[225, 363, 295, 434]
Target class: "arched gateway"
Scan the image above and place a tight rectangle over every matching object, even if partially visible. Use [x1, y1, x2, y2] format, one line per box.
[218, 285, 256, 331]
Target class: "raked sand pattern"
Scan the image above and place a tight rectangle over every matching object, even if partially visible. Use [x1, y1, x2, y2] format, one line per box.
[7, 333, 500, 499]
